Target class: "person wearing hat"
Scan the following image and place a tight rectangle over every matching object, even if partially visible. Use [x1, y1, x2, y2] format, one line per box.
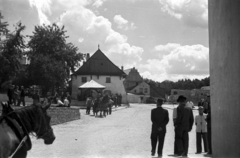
[174, 95, 194, 157]
[195, 106, 208, 154]
[150, 98, 169, 157]
[204, 94, 212, 155]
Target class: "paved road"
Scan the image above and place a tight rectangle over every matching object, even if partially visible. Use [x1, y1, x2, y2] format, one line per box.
[28, 104, 210, 158]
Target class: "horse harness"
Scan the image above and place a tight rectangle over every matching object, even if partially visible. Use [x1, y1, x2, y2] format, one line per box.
[0, 112, 32, 157]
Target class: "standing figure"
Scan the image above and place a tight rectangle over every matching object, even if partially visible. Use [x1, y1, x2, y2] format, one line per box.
[7, 84, 13, 105]
[173, 107, 178, 155]
[13, 85, 20, 106]
[86, 97, 92, 115]
[54, 91, 59, 104]
[198, 98, 205, 107]
[195, 106, 208, 154]
[175, 95, 194, 157]
[17, 86, 26, 106]
[61, 91, 65, 102]
[204, 94, 212, 155]
[32, 91, 40, 105]
[66, 92, 71, 107]
[150, 98, 169, 157]
[119, 94, 122, 106]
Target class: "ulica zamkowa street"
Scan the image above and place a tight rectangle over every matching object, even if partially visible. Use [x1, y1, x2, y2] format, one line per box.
[27, 104, 204, 158]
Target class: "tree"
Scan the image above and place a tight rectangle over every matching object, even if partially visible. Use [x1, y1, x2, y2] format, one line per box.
[27, 24, 84, 94]
[0, 12, 26, 90]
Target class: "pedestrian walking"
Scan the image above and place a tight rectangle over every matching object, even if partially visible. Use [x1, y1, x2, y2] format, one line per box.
[174, 95, 194, 157]
[195, 106, 208, 154]
[150, 98, 169, 157]
[17, 86, 26, 106]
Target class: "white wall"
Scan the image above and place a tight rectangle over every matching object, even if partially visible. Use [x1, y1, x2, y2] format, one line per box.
[129, 82, 150, 97]
[72, 75, 128, 104]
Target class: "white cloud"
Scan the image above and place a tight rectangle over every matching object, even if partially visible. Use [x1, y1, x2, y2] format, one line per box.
[140, 43, 209, 82]
[158, 0, 208, 28]
[53, 1, 143, 67]
[113, 15, 136, 30]
[78, 38, 84, 43]
[29, 0, 52, 25]
[92, 0, 106, 8]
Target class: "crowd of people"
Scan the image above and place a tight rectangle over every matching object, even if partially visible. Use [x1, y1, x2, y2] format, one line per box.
[85, 92, 123, 116]
[7, 84, 27, 106]
[6, 84, 72, 107]
[150, 95, 211, 157]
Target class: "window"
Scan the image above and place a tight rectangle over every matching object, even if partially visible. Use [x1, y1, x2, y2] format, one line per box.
[144, 88, 148, 93]
[82, 77, 87, 83]
[106, 77, 111, 83]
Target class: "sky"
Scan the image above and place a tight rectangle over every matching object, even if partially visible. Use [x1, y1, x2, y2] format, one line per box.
[0, 0, 209, 82]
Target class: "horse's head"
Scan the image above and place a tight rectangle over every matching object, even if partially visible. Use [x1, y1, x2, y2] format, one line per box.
[35, 102, 55, 144]
[1, 102, 14, 116]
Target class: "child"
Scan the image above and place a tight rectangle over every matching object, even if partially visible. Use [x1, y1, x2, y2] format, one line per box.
[195, 106, 208, 154]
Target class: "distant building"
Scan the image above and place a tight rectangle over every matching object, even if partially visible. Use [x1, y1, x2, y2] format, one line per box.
[123, 67, 163, 103]
[123, 67, 143, 91]
[170, 87, 210, 104]
[71, 48, 127, 103]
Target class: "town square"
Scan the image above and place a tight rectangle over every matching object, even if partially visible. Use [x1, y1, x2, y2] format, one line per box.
[1, 0, 240, 158]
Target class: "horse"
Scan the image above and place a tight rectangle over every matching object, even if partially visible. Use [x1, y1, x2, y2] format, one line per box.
[1, 102, 14, 117]
[0, 102, 55, 158]
[96, 97, 111, 117]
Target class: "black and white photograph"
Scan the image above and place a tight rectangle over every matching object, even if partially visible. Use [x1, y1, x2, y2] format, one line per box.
[0, 0, 239, 158]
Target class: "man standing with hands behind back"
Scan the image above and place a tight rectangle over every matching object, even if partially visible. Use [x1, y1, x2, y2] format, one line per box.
[151, 98, 169, 157]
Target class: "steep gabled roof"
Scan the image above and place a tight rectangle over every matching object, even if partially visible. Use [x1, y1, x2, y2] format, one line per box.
[74, 49, 126, 76]
[124, 68, 132, 75]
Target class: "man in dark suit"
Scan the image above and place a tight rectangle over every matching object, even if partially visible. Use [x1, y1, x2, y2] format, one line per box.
[204, 94, 212, 155]
[151, 98, 169, 157]
[175, 95, 194, 157]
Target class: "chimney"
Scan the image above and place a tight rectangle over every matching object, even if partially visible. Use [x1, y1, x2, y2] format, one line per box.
[121, 66, 124, 71]
[86, 53, 90, 61]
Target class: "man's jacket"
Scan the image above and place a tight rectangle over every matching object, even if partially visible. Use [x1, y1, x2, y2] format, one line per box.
[151, 107, 169, 133]
[175, 105, 194, 131]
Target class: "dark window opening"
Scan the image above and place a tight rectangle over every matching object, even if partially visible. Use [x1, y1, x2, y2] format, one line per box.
[106, 77, 111, 83]
[82, 77, 87, 83]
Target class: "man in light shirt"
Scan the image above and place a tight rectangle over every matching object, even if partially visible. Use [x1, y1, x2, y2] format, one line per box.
[195, 106, 208, 154]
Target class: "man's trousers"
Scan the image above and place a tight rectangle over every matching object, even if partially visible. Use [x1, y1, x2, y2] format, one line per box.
[196, 132, 208, 153]
[175, 127, 189, 155]
[151, 131, 166, 156]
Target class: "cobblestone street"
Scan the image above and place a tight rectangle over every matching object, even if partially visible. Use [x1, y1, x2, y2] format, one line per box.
[28, 104, 211, 158]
